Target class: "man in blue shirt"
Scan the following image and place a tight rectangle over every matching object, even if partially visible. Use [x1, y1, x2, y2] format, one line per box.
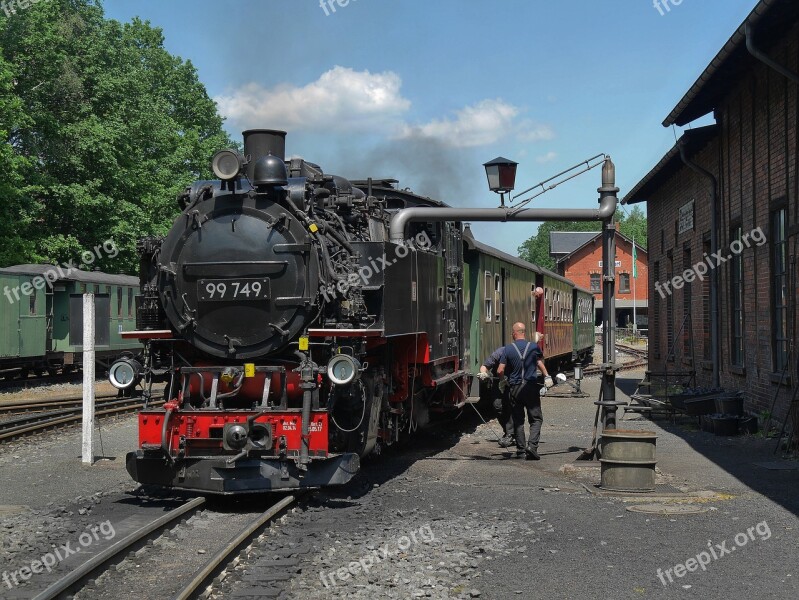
[497, 322, 554, 459]
[478, 346, 514, 447]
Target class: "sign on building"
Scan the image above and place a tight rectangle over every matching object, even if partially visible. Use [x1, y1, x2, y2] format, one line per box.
[679, 200, 694, 234]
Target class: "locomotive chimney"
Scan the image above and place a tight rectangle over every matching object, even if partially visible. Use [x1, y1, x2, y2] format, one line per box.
[243, 129, 287, 179]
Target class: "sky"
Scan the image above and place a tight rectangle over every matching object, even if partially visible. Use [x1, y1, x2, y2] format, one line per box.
[103, 0, 757, 255]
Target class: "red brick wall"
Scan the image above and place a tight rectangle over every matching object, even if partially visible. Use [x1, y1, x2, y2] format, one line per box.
[644, 18, 799, 421]
[561, 235, 649, 302]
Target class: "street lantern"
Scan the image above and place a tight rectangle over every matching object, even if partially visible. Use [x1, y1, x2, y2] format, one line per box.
[483, 157, 518, 206]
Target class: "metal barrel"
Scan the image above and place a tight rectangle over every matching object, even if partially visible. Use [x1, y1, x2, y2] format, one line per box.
[599, 429, 657, 492]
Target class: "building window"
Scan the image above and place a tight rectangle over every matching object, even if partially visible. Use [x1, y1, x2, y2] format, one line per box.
[730, 227, 744, 366]
[653, 262, 660, 359]
[702, 234, 711, 361]
[590, 273, 600, 292]
[666, 255, 674, 360]
[683, 247, 691, 357]
[618, 273, 630, 294]
[772, 208, 788, 372]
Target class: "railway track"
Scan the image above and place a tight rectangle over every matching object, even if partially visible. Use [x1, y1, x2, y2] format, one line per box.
[0, 395, 163, 443]
[30, 495, 300, 600]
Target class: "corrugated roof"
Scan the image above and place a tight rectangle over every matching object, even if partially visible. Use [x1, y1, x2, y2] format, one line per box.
[621, 125, 718, 205]
[0, 265, 139, 286]
[664, 0, 799, 127]
[549, 231, 600, 256]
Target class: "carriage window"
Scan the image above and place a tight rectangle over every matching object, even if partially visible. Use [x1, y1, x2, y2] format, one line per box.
[29, 287, 36, 315]
[117, 287, 123, 317]
[545, 289, 552, 320]
[530, 284, 536, 324]
[128, 288, 134, 318]
[494, 274, 501, 321]
[484, 272, 492, 322]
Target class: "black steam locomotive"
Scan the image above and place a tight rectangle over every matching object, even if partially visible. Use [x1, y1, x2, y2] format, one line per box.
[123, 129, 593, 494]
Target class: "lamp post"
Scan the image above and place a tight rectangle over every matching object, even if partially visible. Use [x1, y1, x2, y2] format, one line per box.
[483, 157, 518, 207]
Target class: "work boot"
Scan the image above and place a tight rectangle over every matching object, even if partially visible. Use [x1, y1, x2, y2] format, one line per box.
[498, 435, 515, 448]
[525, 445, 540, 460]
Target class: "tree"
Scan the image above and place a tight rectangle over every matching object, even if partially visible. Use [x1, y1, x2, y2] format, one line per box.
[0, 1, 235, 273]
[516, 207, 647, 270]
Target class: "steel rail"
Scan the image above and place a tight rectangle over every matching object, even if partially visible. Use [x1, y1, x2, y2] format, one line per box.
[173, 494, 299, 600]
[32, 497, 207, 600]
[0, 398, 164, 442]
[0, 394, 136, 419]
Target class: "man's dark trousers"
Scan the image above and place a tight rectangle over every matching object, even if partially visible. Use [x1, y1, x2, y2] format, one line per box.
[492, 386, 513, 437]
[509, 381, 543, 451]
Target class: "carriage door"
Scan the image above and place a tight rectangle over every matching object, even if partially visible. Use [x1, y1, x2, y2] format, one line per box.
[444, 223, 463, 358]
[500, 268, 507, 339]
[45, 288, 54, 352]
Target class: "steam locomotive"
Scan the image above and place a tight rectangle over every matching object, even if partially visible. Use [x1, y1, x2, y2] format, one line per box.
[120, 129, 594, 494]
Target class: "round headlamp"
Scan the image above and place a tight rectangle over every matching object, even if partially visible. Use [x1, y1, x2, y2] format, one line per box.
[211, 149, 246, 181]
[327, 354, 361, 386]
[108, 357, 142, 390]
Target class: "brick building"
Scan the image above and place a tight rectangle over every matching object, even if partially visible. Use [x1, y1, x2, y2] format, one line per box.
[623, 0, 799, 429]
[550, 230, 648, 328]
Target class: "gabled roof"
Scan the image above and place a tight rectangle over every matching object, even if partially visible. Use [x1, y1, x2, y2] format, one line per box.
[621, 125, 718, 206]
[664, 0, 799, 127]
[549, 231, 599, 257]
[555, 231, 647, 266]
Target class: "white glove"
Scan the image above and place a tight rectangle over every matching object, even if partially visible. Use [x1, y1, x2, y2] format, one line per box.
[477, 371, 490, 381]
[539, 385, 547, 397]
[544, 375, 554, 388]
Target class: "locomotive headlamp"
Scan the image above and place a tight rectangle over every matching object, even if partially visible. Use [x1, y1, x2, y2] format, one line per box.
[211, 149, 246, 181]
[327, 354, 361, 386]
[108, 357, 142, 391]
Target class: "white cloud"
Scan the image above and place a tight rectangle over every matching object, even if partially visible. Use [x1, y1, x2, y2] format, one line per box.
[214, 66, 411, 132]
[536, 151, 558, 164]
[216, 68, 554, 149]
[398, 99, 554, 148]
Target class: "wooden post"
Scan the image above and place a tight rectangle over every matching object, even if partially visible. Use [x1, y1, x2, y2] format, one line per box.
[82, 293, 95, 465]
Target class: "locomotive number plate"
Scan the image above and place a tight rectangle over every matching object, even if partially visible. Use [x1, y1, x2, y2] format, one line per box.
[197, 278, 270, 301]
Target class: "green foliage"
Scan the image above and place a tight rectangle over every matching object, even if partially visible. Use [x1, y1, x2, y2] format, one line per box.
[517, 205, 648, 270]
[0, 0, 234, 273]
